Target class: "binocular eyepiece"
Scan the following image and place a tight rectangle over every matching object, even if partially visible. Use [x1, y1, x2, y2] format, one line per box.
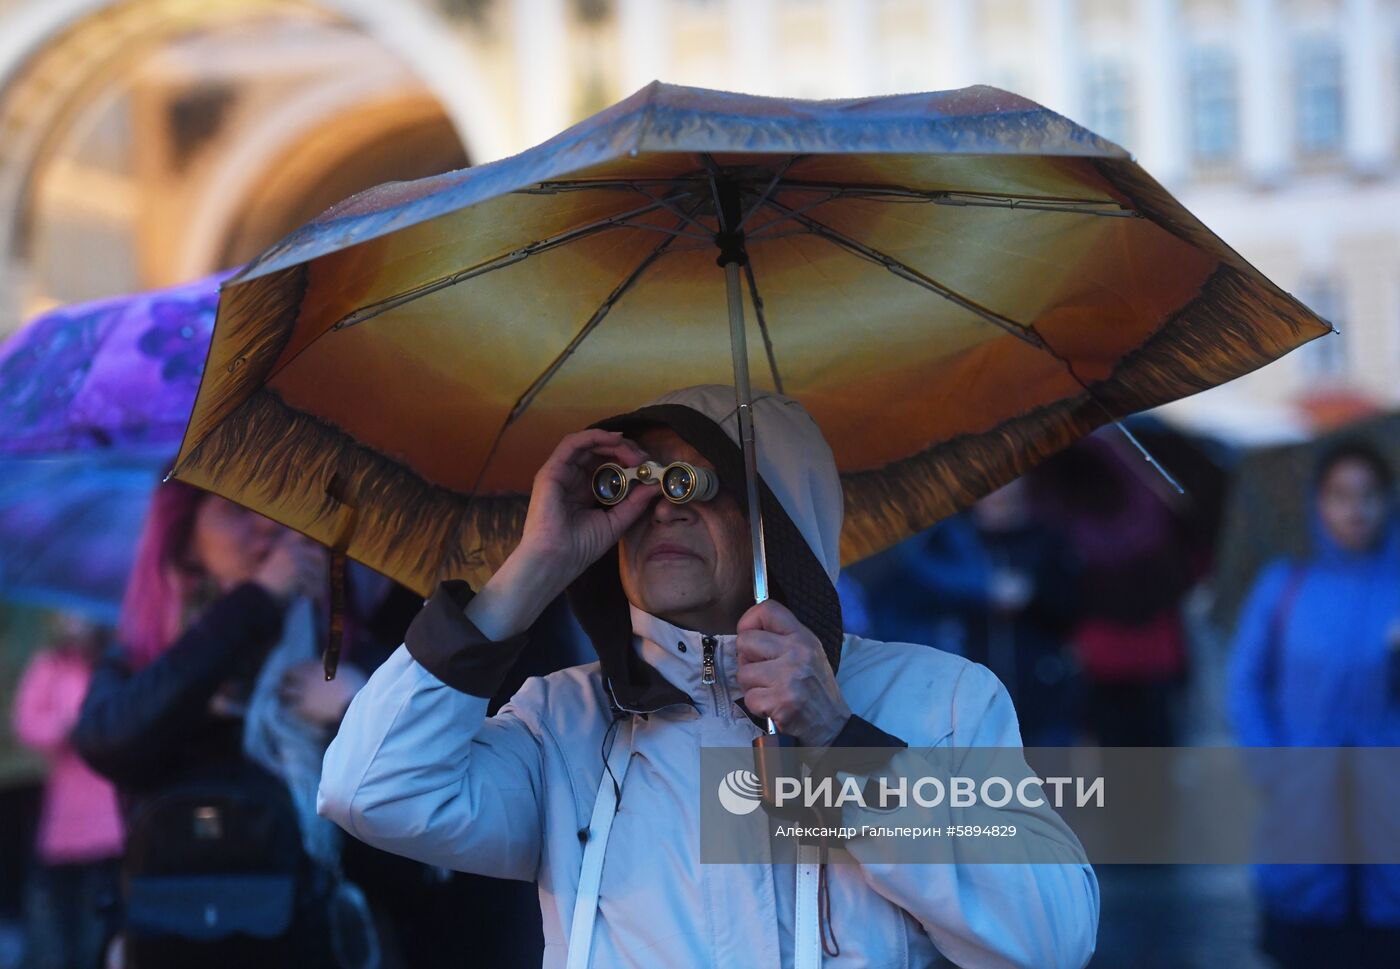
[592, 461, 720, 506]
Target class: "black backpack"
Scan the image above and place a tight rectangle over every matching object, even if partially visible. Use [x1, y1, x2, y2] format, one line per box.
[119, 768, 329, 968]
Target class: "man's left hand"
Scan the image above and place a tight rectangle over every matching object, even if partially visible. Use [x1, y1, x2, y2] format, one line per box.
[736, 600, 851, 747]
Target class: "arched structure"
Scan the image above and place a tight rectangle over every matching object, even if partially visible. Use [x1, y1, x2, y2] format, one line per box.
[0, 0, 509, 335]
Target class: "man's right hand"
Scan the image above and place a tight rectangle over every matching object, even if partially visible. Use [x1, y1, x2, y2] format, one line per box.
[516, 429, 657, 587]
[465, 429, 657, 640]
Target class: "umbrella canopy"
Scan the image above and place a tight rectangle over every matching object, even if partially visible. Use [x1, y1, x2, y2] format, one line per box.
[170, 82, 1328, 597]
[0, 270, 231, 456]
[1211, 411, 1400, 633]
[0, 450, 164, 622]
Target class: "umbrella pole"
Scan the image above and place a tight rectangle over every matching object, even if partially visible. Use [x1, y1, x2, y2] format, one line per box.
[715, 177, 797, 809]
[715, 180, 777, 736]
[725, 262, 780, 740]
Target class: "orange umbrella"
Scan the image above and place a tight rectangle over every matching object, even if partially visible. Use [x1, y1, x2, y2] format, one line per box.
[170, 82, 1327, 616]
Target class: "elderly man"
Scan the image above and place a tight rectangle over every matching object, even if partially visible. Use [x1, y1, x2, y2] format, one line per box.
[318, 385, 1099, 968]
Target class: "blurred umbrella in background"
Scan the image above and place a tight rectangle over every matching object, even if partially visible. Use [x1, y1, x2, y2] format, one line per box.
[167, 82, 1328, 600]
[1048, 416, 1237, 569]
[0, 450, 163, 622]
[0, 270, 232, 457]
[0, 272, 230, 622]
[1212, 410, 1400, 634]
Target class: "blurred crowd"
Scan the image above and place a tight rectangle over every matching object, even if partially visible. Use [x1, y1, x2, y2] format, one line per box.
[1, 416, 1398, 968]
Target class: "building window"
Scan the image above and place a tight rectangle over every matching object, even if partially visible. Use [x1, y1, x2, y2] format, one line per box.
[1293, 35, 1345, 157]
[1188, 47, 1238, 166]
[574, 0, 612, 22]
[1297, 277, 1347, 379]
[1082, 60, 1134, 148]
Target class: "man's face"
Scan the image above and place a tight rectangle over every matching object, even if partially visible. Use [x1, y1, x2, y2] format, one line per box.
[618, 427, 754, 633]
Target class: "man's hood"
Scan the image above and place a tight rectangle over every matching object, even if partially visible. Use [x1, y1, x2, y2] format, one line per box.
[566, 385, 845, 715]
[640, 385, 844, 581]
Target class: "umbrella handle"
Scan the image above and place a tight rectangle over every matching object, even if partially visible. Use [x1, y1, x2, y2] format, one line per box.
[323, 473, 360, 680]
[753, 731, 801, 811]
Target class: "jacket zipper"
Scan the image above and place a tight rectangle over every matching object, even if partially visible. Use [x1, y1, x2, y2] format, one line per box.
[701, 635, 733, 722]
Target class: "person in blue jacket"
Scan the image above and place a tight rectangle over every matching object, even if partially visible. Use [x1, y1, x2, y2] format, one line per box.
[856, 479, 1082, 746]
[1228, 439, 1400, 968]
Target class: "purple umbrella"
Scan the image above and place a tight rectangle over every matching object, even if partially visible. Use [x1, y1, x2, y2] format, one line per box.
[0, 270, 233, 456]
[0, 450, 165, 622]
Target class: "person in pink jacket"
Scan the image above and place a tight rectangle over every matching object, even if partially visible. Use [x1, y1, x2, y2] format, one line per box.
[12, 612, 125, 969]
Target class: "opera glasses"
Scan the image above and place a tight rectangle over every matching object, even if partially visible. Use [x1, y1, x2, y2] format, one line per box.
[592, 460, 720, 506]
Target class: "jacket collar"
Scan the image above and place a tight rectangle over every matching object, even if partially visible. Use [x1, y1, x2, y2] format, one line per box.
[628, 606, 737, 709]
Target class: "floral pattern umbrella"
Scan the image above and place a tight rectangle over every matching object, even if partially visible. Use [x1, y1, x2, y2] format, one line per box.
[0, 270, 232, 456]
[0, 451, 164, 622]
[0, 272, 230, 619]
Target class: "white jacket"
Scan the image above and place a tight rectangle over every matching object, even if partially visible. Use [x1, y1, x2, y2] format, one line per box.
[318, 386, 1099, 968]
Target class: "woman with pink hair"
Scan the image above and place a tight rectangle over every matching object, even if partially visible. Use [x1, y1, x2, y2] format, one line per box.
[72, 479, 354, 969]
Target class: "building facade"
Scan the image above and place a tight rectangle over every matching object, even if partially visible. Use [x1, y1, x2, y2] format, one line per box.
[1, 0, 1396, 424]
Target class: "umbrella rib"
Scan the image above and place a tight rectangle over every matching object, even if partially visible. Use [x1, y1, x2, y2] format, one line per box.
[741, 228, 815, 243]
[506, 229, 677, 423]
[328, 195, 692, 332]
[756, 199, 1182, 493]
[628, 185, 715, 236]
[1112, 421, 1186, 493]
[759, 197, 1046, 350]
[465, 199, 707, 499]
[769, 180, 1140, 217]
[744, 192, 843, 239]
[623, 221, 713, 242]
[698, 153, 727, 218]
[736, 155, 801, 232]
[742, 259, 784, 394]
[518, 177, 709, 194]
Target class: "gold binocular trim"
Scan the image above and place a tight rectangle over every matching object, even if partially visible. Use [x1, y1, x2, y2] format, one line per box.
[592, 460, 720, 506]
